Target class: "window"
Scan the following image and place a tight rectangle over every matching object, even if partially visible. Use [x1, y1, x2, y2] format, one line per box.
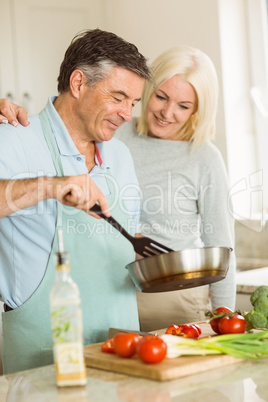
[219, 0, 268, 228]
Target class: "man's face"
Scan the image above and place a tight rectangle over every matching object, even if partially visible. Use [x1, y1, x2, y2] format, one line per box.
[76, 67, 145, 142]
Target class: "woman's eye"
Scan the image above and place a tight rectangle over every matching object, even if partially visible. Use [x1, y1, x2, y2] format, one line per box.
[156, 94, 166, 101]
[179, 105, 189, 110]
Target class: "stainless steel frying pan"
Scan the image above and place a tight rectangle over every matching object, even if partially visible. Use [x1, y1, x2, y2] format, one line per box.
[91, 205, 231, 293]
[126, 246, 231, 293]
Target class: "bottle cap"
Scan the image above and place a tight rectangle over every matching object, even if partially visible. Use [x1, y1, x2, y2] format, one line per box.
[56, 229, 70, 266]
[55, 251, 69, 266]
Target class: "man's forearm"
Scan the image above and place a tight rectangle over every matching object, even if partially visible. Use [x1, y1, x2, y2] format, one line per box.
[0, 174, 110, 219]
[0, 177, 49, 219]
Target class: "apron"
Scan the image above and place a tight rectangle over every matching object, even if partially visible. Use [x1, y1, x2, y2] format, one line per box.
[2, 109, 139, 374]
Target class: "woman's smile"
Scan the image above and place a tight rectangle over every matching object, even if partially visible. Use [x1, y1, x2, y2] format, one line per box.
[154, 114, 171, 125]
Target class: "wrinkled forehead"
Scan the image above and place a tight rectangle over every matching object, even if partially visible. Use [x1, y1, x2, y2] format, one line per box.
[100, 66, 145, 100]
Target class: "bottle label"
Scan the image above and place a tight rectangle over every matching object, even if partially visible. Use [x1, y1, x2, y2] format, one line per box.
[55, 343, 86, 378]
[51, 304, 86, 385]
[55, 342, 85, 373]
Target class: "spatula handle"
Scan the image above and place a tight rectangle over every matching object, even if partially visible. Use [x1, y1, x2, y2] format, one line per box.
[90, 204, 134, 242]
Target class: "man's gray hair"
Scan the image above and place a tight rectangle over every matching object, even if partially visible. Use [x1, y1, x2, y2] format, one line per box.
[57, 29, 151, 93]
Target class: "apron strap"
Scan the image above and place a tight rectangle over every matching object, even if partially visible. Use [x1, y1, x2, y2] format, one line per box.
[39, 109, 64, 177]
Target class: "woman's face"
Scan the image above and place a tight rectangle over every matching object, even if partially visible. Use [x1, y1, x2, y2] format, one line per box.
[145, 74, 198, 140]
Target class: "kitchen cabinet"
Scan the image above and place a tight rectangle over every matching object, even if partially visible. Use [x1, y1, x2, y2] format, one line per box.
[0, 0, 104, 114]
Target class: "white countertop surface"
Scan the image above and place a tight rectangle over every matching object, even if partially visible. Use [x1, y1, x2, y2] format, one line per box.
[236, 266, 268, 294]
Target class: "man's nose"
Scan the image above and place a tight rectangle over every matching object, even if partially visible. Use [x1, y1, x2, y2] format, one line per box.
[118, 103, 132, 122]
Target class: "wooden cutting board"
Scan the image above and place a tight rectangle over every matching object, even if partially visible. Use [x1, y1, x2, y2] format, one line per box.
[84, 342, 241, 382]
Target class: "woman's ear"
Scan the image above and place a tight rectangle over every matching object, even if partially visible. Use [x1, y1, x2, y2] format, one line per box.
[69, 69, 84, 99]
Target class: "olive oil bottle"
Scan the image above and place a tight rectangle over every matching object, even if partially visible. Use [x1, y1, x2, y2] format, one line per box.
[50, 229, 87, 387]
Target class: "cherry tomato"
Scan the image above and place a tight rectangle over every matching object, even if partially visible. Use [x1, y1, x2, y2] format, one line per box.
[218, 314, 246, 334]
[101, 337, 115, 354]
[137, 336, 167, 364]
[136, 335, 155, 352]
[208, 307, 233, 334]
[113, 333, 140, 358]
[136, 335, 157, 354]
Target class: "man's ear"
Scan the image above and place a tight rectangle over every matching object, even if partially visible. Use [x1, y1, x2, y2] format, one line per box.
[69, 69, 84, 99]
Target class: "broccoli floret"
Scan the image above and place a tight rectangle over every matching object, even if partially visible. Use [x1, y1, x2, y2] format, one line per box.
[252, 298, 268, 316]
[250, 285, 268, 306]
[247, 310, 268, 329]
[244, 286, 268, 329]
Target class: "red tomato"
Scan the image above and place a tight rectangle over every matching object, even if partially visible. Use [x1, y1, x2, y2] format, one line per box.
[209, 307, 233, 334]
[218, 314, 246, 334]
[101, 337, 115, 354]
[136, 335, 157, 353]
[138, 336, 167, 364]
[113, 333, 140, 358]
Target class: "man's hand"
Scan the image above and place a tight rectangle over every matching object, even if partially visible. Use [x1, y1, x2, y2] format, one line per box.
[46, 175, 110, 218]
[0, 99, 29, 127]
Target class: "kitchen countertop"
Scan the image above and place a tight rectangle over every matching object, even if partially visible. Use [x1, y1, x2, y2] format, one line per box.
[1, 325, 268, 402]
[236, 266, 268, 294]
[0, 357, 268, 401]
[0, 359, 268, 402]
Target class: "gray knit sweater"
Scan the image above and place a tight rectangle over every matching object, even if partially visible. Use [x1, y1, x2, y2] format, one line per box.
[115, 118, 236, 310]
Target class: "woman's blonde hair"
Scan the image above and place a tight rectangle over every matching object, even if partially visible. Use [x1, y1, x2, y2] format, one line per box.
[137, 46, 219, 149]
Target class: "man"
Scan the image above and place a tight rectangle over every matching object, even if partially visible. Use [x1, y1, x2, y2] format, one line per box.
[0, 28, 151, 374]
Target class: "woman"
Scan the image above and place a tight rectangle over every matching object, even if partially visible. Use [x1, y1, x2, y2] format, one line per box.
[0, 46, 236, 332]
[114, 46, 236, 331]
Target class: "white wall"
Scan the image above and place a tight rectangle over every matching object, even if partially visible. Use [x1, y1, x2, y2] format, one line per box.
[0, 0, 106, 115]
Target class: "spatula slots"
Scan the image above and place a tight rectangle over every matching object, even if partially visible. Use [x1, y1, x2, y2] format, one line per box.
[90, 204, 174, 258]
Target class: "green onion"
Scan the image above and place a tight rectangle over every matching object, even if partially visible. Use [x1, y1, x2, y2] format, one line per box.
[161, 331, 268, 360]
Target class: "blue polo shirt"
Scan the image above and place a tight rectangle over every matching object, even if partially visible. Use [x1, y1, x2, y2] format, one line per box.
[0, 97, 140, 308]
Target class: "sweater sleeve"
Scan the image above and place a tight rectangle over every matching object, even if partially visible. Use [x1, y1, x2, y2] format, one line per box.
[198, 147, 236, 310]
